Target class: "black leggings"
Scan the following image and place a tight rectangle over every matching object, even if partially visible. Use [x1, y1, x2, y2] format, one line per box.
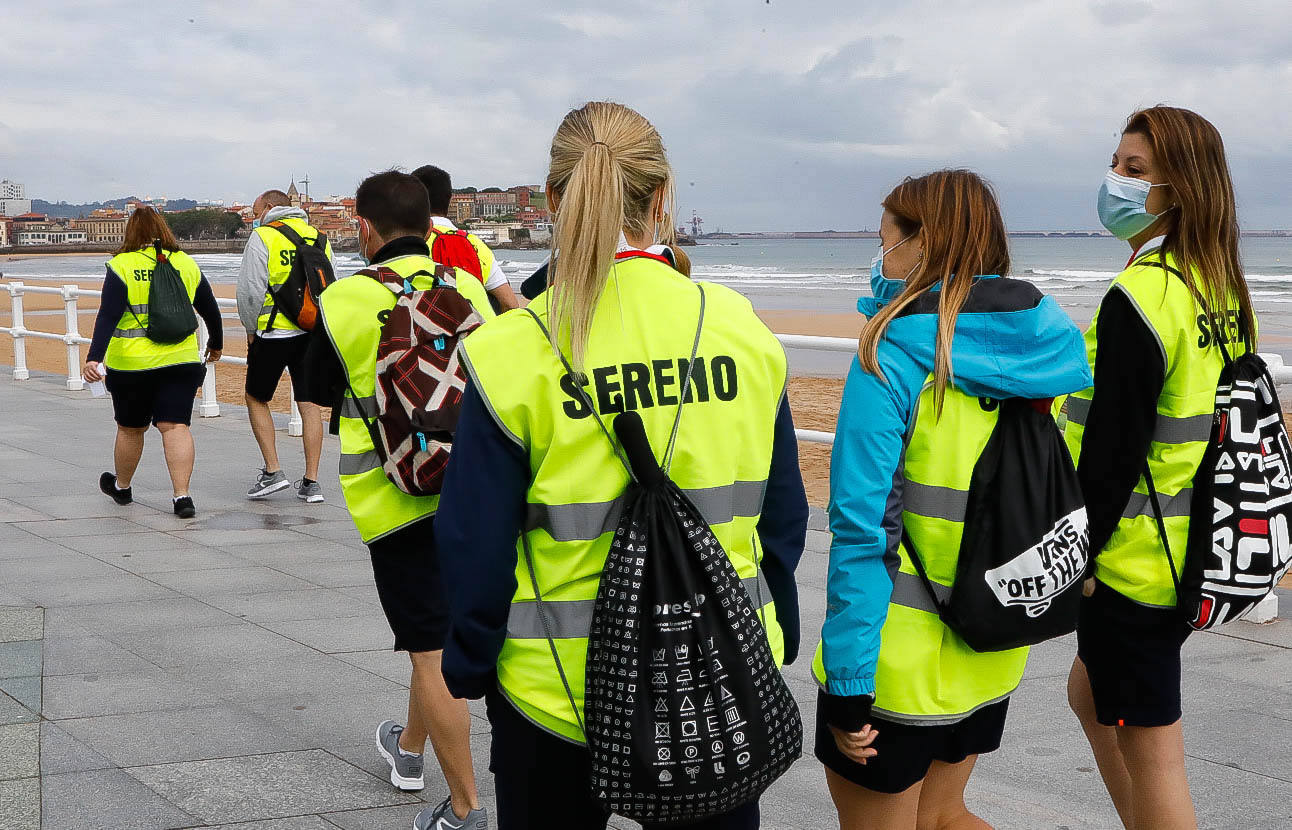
[485, 688, 761, 830]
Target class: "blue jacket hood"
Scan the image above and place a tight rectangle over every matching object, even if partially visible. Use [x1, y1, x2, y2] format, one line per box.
[858, 275, 1091, 399]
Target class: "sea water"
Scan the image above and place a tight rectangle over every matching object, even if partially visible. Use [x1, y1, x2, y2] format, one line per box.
[5, 236, 1290, 376]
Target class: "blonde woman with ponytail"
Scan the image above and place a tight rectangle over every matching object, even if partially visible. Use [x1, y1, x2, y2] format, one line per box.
[434, 101, 809, 829]
[814, 170, 1090, 829]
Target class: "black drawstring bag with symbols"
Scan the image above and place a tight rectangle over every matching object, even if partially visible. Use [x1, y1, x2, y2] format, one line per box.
[521, 288, 801, 824]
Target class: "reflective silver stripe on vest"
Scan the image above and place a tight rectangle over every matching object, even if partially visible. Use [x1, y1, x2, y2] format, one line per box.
[887, 569, 951, 615]
[128, 303, 149, 315]
[1067, 396, 1210, 444]
[340, 395, 378, 419]
[339, 450, 383, 476]
[507, 572, 773, 640]
[1122, 488, 1193, 520]
[903, 480, 968, 523]
[527, 480, 768, 543]
[1066, 396, 1091, 426]
[259, 303, 276, 318]
[872, 689, 1017, 726]
[111, 328, 149, 338]
[1153, 413, 1213, 444]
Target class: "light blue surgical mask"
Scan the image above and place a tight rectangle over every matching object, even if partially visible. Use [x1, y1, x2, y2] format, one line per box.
[870, 234, 914, 283]
[1097, 170, 1172, 241]
[251, 218, 261, 229]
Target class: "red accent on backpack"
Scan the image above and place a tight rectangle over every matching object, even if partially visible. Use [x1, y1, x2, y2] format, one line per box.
[429, 228, 485, 284]
[353, 265, 485, 496]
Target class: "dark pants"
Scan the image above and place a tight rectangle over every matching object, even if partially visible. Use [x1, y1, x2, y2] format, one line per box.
[485, 689, 761, 830]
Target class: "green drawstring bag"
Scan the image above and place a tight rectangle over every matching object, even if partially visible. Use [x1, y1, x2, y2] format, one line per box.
[142, 241, 197, 344]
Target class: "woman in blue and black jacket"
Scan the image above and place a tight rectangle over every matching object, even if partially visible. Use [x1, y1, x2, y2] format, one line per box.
[813, 170, 1091, 829]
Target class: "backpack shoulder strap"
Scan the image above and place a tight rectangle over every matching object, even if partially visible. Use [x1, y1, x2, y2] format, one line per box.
[900, 526, 949, 615]
[266, 219, 308, 248]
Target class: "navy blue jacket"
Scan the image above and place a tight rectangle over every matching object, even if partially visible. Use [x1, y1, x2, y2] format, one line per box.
[437, 381, 808, 700]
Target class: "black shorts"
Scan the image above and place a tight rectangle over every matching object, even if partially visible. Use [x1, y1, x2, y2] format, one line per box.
[485, 688, 759, 830]
[1077, 579, 1191, 728]
[245, 334, 310, 403]
[814, 692, 1009, 794]
[105, 363, 205, 428]
[367, 516, 448, 653]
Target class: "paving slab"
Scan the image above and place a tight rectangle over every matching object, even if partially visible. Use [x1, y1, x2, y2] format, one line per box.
[0, 777, 39, 830]
[0, 690, 37, 725]
[0, 607, 42, 643]
[41, 634, 158, 676]
[0, 675, 40, 711]
[39, 721, 116, 775]
[0, 722, 39, 780]
[205, 587, 374, 623]
[55, 704, 313, 767]
[42, 668, 221, 719]
[262, 614, 396, 654]
[42, 596, 243, 637]
[42, 767, 198, 830]
[149, 564, 316, 596]
[125, 749, 418, 824]
[5, 573, 175, 607]
[199, 817, 341, 830]
[0, 639, 42, 679]
[108, 623, 317, 669]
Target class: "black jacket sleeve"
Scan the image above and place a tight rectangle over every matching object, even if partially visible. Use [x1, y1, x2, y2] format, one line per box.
[1078, 288, 1165, 556]
[192, 276, 223, 352]
[87, 268, 124, 364]
[757, 397, 809, 664]
[436, 380, 529, 700]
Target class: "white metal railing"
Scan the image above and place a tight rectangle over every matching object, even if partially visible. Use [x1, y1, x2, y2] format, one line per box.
[0, 281, 302, 436]
[6, 278, 1292, 448]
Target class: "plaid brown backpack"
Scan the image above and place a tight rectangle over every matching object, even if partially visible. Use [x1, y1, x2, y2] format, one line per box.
[343, 265, 485, 496]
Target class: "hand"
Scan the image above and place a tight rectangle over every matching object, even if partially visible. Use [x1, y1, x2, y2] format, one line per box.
[246, 332, 255, 346]
[830, 724, 879, 765]
[205, 349, 222, 364]
[82, 362, 104, 383]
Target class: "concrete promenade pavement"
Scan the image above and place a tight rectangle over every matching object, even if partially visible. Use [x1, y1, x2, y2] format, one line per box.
[1, 373, 1291, 829]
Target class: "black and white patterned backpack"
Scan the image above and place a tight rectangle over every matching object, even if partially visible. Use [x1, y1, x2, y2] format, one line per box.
[520, 293, 802, 824]
[1145, 265, 1292, 628]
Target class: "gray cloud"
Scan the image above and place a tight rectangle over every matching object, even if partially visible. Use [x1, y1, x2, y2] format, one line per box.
[1, 0, 1288, 230]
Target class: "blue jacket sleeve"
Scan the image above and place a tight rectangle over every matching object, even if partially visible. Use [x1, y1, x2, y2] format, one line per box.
[436, 379, 528, 700]
[821, 354, 913, 702]
[756, 397, 808, 665]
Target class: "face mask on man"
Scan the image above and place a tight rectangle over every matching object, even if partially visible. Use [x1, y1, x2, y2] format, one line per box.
[870, 234, 916, 283]
[1097, 170, 1172, 241]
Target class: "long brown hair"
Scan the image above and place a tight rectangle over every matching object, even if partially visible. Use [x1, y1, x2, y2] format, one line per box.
[546, 101, 675, 369]
[1125, 106, 1254, 344]
[117, 206, 180, 255]
[857, 170, 1010, 414]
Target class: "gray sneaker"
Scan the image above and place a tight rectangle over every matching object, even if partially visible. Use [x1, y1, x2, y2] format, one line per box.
[413, 797, 488, 830]
[296, 478, 324, 503]
[376, 720, 424, 791]
[246, 468, 290, 499]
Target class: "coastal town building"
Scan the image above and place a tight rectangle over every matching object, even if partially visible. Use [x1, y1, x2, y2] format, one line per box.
[16, 224, 87, 245]
[448, 193, 475, 224]
[69, 209, 128, 244]
[304, 199, 358, 244]
[475, 190, 519, 218]
[0, 179, 32, 217]
[0, 218, 9, 247]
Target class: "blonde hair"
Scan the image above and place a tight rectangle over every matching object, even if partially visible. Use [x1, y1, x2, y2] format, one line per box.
[546, 101, 675, 368]
[858, 170, 1011, 415]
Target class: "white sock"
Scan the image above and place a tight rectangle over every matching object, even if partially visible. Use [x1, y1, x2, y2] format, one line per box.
[396, 742, 421, 758]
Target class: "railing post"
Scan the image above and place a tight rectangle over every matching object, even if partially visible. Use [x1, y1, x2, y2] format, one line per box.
[9, 281, 29, 380]
[288, 386, 304, 437]
[62, 285, 84, 390]
[197, 317, 220, 417]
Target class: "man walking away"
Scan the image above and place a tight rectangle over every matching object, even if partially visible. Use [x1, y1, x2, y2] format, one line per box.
[412, 164, 520, 312]
[308, 170, 492, 830]
[236, 189, 330, 502]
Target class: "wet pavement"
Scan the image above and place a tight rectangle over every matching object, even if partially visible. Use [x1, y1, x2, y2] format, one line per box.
[1, 372, 1290, 829]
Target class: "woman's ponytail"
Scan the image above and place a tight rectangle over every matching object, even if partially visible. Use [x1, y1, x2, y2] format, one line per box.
[549, 142, 624, 369]
[546, 102, 674, 370]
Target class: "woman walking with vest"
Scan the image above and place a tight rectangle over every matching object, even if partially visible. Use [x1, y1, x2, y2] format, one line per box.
[814, 170, 1090, 828]
[1065, 107, 1255, 830]
[435, 101, 809, 829]
[83, 206, 223, 517]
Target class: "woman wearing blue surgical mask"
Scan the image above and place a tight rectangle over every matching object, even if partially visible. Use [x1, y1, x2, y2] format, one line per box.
[815, 170, 1089, 829]
[1065, 106, 1256, 830]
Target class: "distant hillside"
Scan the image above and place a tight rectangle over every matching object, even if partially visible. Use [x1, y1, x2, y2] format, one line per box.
[33, 197, 200, 218]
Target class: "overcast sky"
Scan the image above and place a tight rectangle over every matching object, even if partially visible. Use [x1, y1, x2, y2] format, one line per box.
[2, 0, 1288, 231]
